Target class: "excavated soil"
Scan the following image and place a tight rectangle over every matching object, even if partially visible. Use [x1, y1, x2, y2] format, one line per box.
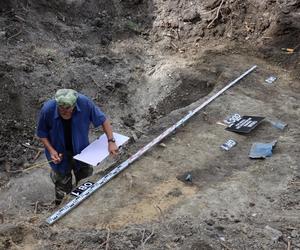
[0, 0, 300, 249]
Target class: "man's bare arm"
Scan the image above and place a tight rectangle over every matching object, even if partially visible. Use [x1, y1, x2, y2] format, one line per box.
[102, 119, 114, 140]
[102, 119, 118, 155]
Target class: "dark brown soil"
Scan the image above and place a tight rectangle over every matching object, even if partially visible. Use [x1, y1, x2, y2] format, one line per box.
[0, 0, 300, 249]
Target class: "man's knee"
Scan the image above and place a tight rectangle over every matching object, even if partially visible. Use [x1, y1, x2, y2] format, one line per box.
[75, 165, 93, 184]
[50, 170, 73, 193]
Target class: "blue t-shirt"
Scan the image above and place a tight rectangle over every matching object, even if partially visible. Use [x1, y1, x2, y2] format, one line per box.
[37, 94, 106, 175]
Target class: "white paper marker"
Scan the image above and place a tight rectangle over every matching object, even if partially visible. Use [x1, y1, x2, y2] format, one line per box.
[73, 132, 130, 166]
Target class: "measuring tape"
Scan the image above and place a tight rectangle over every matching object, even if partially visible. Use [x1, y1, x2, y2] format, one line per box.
[46, 65, 257, 225]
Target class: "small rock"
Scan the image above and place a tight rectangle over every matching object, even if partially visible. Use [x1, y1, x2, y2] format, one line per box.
[131, 131, 138, 142]
[122, 114, 135, 127]
[93, 17, 104, 27]
[291, 230, 299, 238]
[185, 173, 192, 182]
[22, 63, 34, 73]
[264, 225, 282, 242]
[0, 31, 6, 38]
[69, 46, 87, 58]
[182, 9, 201, 23]
[210, 212, 218, 217]
[172, 236, 181, 242]
[219, 236, 225, 241]
[114, 81, 126, 89]
[15, 158, 24, 166]
[205, 219, 215, 226]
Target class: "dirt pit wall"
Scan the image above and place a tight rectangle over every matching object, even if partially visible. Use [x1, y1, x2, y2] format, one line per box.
[0, 0, 299, 174]
[0, 0, 300, 249]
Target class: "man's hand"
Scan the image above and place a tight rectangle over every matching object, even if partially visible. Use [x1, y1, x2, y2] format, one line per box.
[40, 138, 62, 164]
[108, 142, 118, 156]
[50, 150, 63, 164]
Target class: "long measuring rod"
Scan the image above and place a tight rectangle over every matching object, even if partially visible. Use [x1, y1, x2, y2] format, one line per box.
[47, 65, 257, 225]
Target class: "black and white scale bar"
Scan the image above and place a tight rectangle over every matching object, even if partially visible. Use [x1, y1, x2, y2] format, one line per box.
[46, 65, 257, 225]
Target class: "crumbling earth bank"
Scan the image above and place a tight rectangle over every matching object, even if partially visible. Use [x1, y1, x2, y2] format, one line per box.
[0, 0, 300, 249]
[0, 0, 299, 177]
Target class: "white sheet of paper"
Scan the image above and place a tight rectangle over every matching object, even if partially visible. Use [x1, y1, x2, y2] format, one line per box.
[73, 132, 129, 166]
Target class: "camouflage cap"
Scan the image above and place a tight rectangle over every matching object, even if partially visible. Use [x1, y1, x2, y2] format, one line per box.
[55, 89, 78, 107]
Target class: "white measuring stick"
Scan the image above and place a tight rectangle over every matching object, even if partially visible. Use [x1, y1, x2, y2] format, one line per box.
[46, 65, 257, 225]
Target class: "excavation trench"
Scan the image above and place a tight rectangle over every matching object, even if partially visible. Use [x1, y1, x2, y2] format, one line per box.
[0, 0, 300, 249]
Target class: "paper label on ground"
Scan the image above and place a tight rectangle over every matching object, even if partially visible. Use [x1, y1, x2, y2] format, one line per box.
[73, 132, 130, 166]
[225, 116, 265, 133]
[71, 181, 94, 197]
[221, 139, 237, 151]
[223, 113, 241, 125]
[265, 76, 277, 84]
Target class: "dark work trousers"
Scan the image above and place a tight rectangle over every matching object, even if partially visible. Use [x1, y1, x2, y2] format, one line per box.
[50, 151, 93, 205]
